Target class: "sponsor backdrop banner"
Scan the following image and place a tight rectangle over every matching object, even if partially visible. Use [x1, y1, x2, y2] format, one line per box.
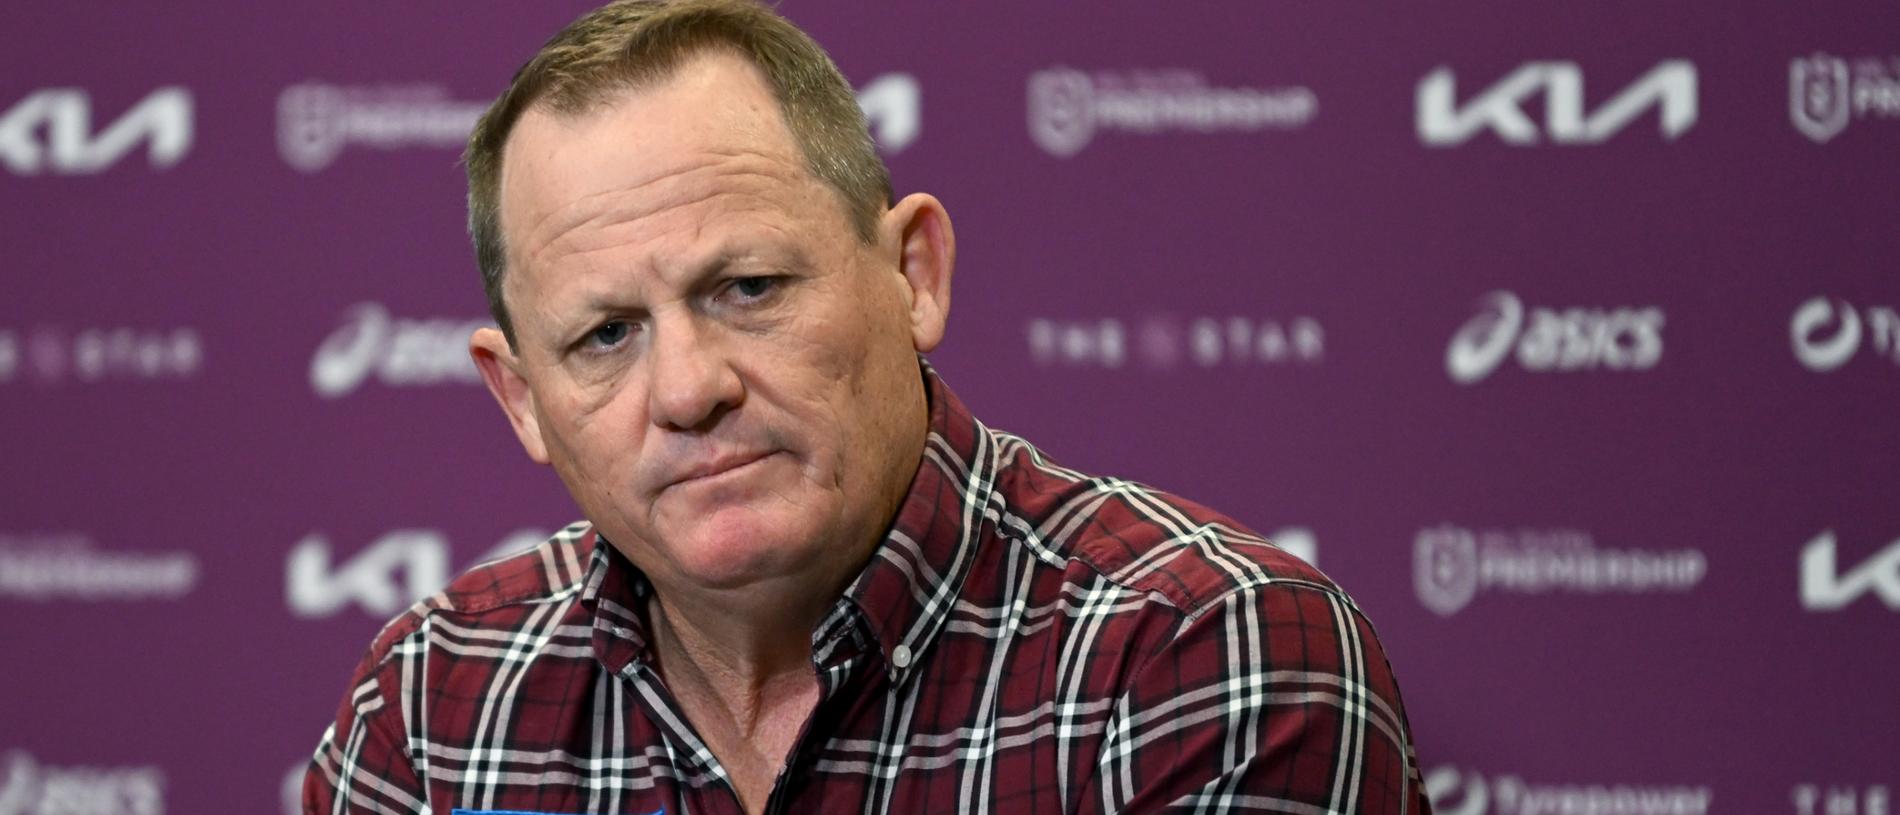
[3, 2, 1896, 813]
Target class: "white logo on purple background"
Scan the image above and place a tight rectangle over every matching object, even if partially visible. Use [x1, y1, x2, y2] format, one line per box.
[277, 83, 486, 173]
[0, 532, 199, 602]
[1269, 527, 1316, 567]
[287, 529, 546, 618]
[0, 326, 202, 385]
[1445, 292, 1524, 384]
[856, 73, 921, 154]
[1789, 52, 1900, 144]
[1027, 67, 1316, 158]
[0, 332, 16, 383]
[281, 75, 920, 172]
[1424, 766, 1713, 815]
[1423, 766, 1488, 815]
[276, 83, 347, 171]
[1027, 68, 1097, 157]
[282, 763, 302, 815]
[1801, 530, 1900, 611]
[1417, 61, 1696, 146]
[309, 303, 486, 398]
[1791, 296, 1899, 372]
[1791, 54, 1851, 143]
[1445, 291, 1664, 384]
[0, 751, 165, 815]
[0, 87, 192, 175]
[1792, 784, 1894, 815]
[1414, 526, 1479, 617]
[1413, 525, 1705, 617]
[1027, 315, 1322, 370]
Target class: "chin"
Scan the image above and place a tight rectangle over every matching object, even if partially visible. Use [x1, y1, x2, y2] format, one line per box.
[661, 506, 825, 591]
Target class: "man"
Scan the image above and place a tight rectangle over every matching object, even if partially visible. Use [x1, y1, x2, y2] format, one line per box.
[306, 1, 1432, 812]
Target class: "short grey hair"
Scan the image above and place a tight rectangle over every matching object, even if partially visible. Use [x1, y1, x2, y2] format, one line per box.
[463, 0, 892, 346]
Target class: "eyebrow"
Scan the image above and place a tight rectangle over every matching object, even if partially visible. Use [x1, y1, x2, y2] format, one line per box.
[677, 241, 809, 288]
[556, 241, 803, 324]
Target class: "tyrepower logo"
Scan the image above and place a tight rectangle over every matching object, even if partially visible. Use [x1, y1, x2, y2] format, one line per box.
[0, 87, 192, 175]
[1790, 297, 1899, 372]
[1028, 67, 1315, 157]
[1790, 53, 1900, 143]
[1445, 292, 1663, 384]
[0, 532, 199, 602]
[309, 303, 485, 398]
[1801, 531, 1900, 612]
[1425, 766, 1711, 815]
[1418, 61, 1696, 146]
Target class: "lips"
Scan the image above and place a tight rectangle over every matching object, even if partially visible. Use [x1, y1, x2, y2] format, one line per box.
[666, 450, 775, 489]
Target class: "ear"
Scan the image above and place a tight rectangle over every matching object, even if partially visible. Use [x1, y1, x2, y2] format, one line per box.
[883, 192, 955, 353]
[470, 327, 551, 465]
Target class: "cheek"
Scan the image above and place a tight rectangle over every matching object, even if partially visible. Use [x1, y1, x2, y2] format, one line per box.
[546, 358, 636, 425]
[823, 304, 897, 404]
[741, 273, 916, 467]
[827, 293, 919, 447]
[748, 313, 877, 467]
[542, 383, 645, 476]
[758, 320, 861, 454]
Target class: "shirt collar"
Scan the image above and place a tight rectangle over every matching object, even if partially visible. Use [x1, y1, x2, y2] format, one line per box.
[579, 533, 652, 678]
[579, 360, 994, 686]
[840, 361, 992, 685]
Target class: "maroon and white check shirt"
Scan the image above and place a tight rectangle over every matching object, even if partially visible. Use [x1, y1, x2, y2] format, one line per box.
[307, 367, 1431, 814]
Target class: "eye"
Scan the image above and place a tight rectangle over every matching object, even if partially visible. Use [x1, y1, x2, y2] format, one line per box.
[727, 276, 778, 302]
[586, 320, 631, 350]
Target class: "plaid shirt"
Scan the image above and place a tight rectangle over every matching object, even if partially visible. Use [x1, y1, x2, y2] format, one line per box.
[306, 368, 1431, 814]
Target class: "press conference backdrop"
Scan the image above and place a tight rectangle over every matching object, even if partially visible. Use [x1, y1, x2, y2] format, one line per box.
[3, 2, 1897, 812]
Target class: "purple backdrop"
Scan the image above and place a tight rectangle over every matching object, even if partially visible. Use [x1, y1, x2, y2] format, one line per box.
[3, 2, 1897, 813]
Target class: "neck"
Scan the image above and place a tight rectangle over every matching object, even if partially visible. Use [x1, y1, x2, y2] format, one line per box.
[643, 584, 827, 815]
[646, 580, 831, 701]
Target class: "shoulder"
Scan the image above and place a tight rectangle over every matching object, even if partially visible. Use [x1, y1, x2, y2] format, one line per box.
[976, 427, 1428, 807]
[985, 429, 1341, 621]
[354, 521, 597, 675]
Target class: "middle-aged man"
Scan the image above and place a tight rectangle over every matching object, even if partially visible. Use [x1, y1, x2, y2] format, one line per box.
[307, 1, 1432, 813]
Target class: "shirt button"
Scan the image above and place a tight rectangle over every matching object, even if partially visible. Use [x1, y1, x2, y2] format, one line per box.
[891, 644, 912, 669]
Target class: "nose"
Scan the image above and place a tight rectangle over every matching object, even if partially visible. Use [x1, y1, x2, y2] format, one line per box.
[645, 314, 744, 432]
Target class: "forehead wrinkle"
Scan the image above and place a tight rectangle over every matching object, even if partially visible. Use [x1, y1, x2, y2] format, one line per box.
[540, 171, 787, 263]
[516, 152, 811, 275]
[511, 141, 788, 245]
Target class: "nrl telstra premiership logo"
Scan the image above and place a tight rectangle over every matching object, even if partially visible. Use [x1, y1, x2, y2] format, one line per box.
[279, 75, 918, 172]
[1026, 67, 1315, 158]
[1789, 51, 1900, 143]
[1790, 54, 1851, 143]
[1412, 525, 1705, 617]
[1414, 526, 1479, 617]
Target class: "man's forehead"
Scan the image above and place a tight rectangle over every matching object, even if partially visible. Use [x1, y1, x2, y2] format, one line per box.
[497, 51, 811, 244]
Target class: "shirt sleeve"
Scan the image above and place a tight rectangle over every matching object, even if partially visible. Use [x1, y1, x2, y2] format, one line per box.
[303, 648, 431, 814]
[1089, 583, 1432, 814]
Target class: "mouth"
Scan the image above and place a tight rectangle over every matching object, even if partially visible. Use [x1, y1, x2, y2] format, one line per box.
[667, 450, 778, 490]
